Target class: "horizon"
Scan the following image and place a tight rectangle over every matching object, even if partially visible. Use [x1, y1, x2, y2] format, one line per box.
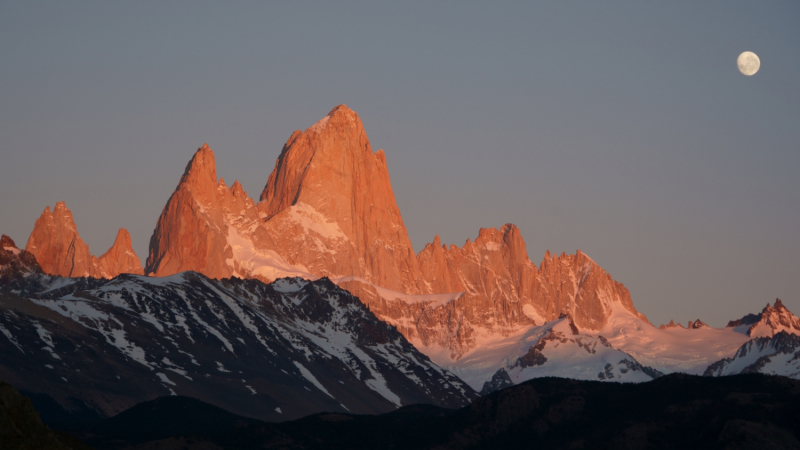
[1, 2, 798, 328]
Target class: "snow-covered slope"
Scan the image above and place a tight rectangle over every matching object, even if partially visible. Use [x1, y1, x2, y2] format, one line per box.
[0, 235, 42, 281]
[414, 314, 662, 390]
[704, 332, 800, 378]
[0, 254, 476, 420]
[727, 299, 800, 338]
[403, 298, 794, 389]
[598, 303, 751, 375]
[335, 273, 777, 389]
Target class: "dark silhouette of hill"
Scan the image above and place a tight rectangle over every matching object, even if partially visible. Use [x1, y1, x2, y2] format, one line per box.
[61, 396, 257, 449]
[0, 380, 91, 450]
[48, 373, 800, 450]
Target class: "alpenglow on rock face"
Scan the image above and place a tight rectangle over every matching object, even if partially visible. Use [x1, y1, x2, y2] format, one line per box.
[258, 105, 427, 294]
[98, 228, 144, 276]
[15, 104, 800, 394]
[146, 144, 250, 279]
[25, 202, 142, 278]
[25, 202, 100, 278]
[146, 106, 426, 295]
[727, 299, 800, 338]
[18, 105, 662, 391]
[139, 105, 651, 364]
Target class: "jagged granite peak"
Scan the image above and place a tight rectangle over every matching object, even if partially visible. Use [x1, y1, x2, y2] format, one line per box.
[533, 249, 649, 331]
[727, 299, 800, 338]
[346, 223, 541, 360]
[257, 105, 427, 294]
[23, 203, 141, 280]
[660, 319, 712, 330]
[370, 225, 650, 361]
[145, 144, 280, 281]
[659, 319, 684, 329]
[146, 145, 245, 279]
[687, 319, 708, 329]
[178, 143, 219, 203]
[24, 201, 104, 278]
[418, 224, 534, 300]
[98, 228, 144, 276]
[144, 144, 303, 281]
[704, 331, 800, 378]
[139, 109, 650, 367]
[105, 107, 660, 389]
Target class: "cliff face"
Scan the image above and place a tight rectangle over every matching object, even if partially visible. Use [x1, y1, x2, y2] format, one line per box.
[259, 105, 427, 294]
[87, 105, 647, 362]
[357, 227, 648, 360]
[24, 202, 142, 278]
[145, 145, 234, 278]
[531, 250, 648, 330]
[25, 202, 101, 278]
[726, 299, 800, 338]
[98, 229, 143, 276]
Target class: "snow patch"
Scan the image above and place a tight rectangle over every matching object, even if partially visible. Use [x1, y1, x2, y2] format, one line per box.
[226, 226, 313, 280]
[599, 302, 750, 374]
[522, 304, 545, 325]
[0, 323, 24, 353]
[293, 361, 335, 399]
[3, 245, 21, 255]
[333, 276, 462, 309]
[285, 203, 347, 241]
[484, 242, 501, 251]
[308, 114, 330, 132]
[34, 322, 60, 360]
[156, 372, 176, 386]
[273, 278, 308, 293]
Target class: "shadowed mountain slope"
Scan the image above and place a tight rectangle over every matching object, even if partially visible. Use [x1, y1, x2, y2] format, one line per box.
[0, 239, 476, 422]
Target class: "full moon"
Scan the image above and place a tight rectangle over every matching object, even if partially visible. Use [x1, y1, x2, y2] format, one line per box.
[737, 51, 760, 76]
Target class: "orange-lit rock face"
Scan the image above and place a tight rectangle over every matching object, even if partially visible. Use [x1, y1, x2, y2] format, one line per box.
[98, 228, 144, 276]
[139, 106, 648, 361]
[25, 202, 144, 278]
[145, 144, 232, 278]
[367, 225, 649, 359]
[531, 250, 648, 330]
[145, 144, 280, 280]
[25, 202, 103, 278]
[259, 105, 426, 294]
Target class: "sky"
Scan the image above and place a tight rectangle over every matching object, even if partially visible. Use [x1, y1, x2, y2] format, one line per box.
[1, 1, 798, 327]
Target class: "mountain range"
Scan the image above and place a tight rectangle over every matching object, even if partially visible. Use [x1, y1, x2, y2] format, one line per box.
[2, 105, 800, 421]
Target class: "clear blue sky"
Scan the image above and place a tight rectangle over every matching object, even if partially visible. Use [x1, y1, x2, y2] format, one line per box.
[1, 1, 798, 327]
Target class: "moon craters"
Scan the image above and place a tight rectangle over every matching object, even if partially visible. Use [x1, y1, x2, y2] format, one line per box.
[737, 51, 760, 76]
